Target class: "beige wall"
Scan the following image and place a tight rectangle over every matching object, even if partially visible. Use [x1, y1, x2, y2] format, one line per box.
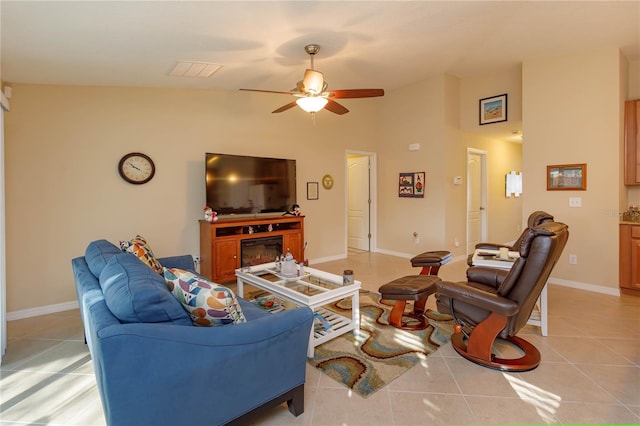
[6, 48, 626, 313]
[377, 75, 448, 255]
[376, 71, 523, 259]
[522, 49, 622, 290]
[4, 84, 381, 312]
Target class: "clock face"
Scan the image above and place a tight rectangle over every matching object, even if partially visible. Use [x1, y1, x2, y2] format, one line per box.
[118, 153, 155, 184]
[322, 174, 334, 190]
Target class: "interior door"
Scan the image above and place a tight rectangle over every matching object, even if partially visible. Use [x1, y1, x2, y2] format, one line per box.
[347, 155, 370, 250]
[467, 151, 487, 254]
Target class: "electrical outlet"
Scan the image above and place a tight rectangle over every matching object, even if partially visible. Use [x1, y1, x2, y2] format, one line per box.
[569, 254, 577, 265]
[193, 256, 201, 264]
[454, 239, 460, 247]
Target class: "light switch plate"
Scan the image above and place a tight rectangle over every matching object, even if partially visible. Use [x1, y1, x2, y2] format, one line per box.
[569, 197, 582, 207]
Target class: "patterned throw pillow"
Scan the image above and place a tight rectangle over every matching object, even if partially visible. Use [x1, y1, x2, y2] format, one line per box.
[163, 268, 247, 326]
[120, 235, 163, 274]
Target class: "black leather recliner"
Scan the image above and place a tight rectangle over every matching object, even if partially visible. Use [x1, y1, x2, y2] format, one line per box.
[437, 219, 569, 371]
[468, 211, 554, 266]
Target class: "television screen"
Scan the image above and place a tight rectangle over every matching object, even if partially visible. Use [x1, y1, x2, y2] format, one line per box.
[205, 153, 296, 216]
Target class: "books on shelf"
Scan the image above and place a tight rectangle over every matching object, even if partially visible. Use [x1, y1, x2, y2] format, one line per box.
[313, 313, 332, 331]
[252, 295, 286, 313]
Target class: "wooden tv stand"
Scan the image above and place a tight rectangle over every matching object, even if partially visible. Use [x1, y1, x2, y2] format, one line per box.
[199, 215, 304, 282]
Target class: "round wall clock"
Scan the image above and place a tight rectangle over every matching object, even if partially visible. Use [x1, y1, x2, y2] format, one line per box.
[322, 174, 334, 190]
[118, 152, 155, 184]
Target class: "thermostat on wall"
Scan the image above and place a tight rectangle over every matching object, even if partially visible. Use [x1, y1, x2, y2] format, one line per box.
[453, 176, 462, 185]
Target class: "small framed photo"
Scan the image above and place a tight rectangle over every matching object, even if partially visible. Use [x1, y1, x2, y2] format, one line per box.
[479, 93, 508, 125]
[306, 182, 319, 200]
[547, 164, 587, 190]
[399, 172, 425, 198]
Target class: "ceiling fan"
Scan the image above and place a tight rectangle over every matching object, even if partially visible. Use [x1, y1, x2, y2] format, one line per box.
[240, 44, 384, 115]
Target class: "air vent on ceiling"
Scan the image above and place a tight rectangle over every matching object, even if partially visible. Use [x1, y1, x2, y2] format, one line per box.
[169, 61, 222, 78]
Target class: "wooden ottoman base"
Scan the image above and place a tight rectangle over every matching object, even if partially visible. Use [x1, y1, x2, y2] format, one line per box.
[379, 275, 441, 330]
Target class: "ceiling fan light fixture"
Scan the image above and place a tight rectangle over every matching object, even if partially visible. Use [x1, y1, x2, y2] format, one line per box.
[296, 96, 328, 113]
[303, 69, 324, 94]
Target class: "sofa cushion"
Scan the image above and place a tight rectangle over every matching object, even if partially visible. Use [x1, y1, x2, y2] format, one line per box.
[119, 235, 163, 273]
[85, 239, 122, 277]
[164, 268, 247, 326]
[100, 253, 191, 325]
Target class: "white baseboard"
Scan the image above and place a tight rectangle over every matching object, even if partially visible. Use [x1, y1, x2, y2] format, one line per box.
[548, 277, 620, 296]
[7, 300, 79, 321]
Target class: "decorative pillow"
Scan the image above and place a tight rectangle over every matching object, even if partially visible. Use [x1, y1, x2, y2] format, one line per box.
[120, 235, 163, 273]
[163, 268, 246, 326]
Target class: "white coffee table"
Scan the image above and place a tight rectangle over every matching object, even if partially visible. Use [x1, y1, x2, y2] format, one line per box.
[235, 262, 361, 357]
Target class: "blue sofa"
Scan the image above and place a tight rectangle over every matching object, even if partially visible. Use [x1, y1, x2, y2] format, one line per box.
[72, 239, 313, 426]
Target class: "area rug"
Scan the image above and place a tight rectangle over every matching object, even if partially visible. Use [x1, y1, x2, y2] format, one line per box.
[307, 290, 454, 398]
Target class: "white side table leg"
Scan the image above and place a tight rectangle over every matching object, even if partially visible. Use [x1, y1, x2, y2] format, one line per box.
[236, 277, 244, 298]
[352, 290, 360, 335]
[540, 284, 548, 337]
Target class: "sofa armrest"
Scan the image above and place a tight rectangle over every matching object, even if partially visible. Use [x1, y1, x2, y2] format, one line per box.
[436, 280, 519, 317]
[94, 307, 313, 426]
[158, 254, 195, 271]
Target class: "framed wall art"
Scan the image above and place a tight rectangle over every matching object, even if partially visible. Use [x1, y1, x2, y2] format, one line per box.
[547, 163, 587, 190]
[479, 93, 508, 125]
[399, 172, 425, 198]
[306, 182, 319, 200]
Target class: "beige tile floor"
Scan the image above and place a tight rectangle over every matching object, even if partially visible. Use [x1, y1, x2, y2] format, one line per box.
[1, 250, 639, 425]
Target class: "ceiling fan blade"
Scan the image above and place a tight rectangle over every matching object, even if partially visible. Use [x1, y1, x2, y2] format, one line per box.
[324, 99, 349, 115]
[239, 88, 295, 95]
[328, 89, 385, 99]
[272, 101, 298, 113]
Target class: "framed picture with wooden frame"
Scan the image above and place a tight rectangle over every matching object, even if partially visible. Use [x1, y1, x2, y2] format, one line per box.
[546, 163, 587, 190]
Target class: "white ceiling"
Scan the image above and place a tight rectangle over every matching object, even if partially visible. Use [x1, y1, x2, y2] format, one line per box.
[2, 1, 638, 94]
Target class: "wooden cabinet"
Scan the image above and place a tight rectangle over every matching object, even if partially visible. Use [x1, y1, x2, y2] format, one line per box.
[200, 216, 304, 282]
[619, 224, 640, 296]
[214, 240, 238, 281]
[624, 99, 640, 185]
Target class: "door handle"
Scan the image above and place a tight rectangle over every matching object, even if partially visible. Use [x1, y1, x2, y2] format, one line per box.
[479, 207, 485, 210]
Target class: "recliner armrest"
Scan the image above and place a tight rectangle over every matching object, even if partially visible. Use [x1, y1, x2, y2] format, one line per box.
[435, 281, 519, 317]
[466, 266, 509, 289]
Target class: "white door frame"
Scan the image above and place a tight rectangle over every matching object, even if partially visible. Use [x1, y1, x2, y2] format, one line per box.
[1, 91, 10, 362]
[466, 148, 488, 255]
[345, 150, 377, 253]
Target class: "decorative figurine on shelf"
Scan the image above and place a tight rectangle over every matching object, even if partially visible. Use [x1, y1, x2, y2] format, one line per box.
[248, 226, 254, 234]
[203, 206, 214, 222]
[280, 251, 297, 277]
[282, 204, 302, 217]
[268, 224, 273, 232]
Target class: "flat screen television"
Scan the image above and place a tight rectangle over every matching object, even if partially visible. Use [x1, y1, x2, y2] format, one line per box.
[205, 153, 296, 216]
